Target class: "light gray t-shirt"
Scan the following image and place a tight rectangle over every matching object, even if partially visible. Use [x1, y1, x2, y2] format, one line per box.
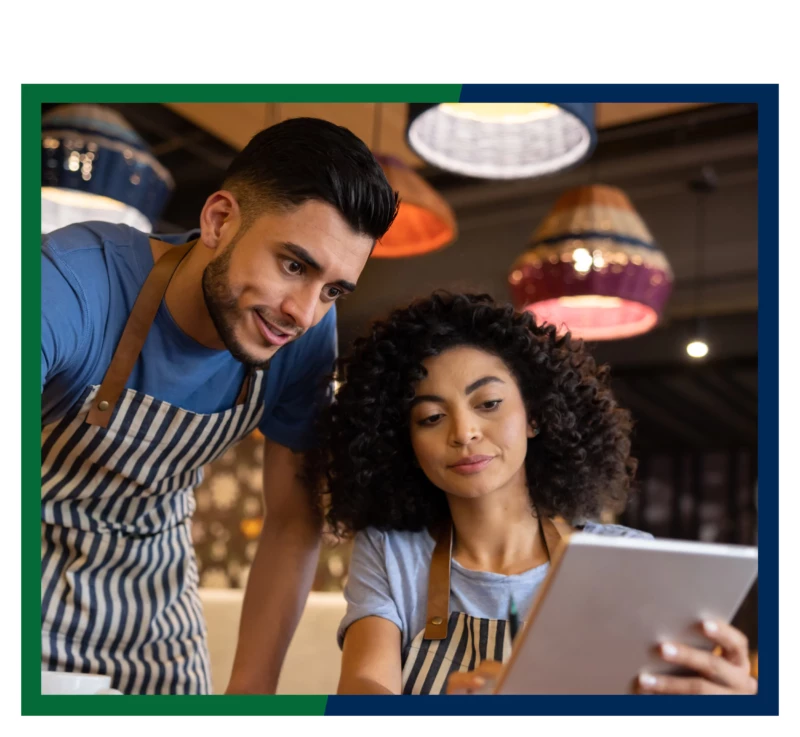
[337, 522, 653, 651]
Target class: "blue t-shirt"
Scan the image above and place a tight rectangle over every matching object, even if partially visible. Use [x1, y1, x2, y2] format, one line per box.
[338, 522, 653, 651]
[41, 221, 338, 451]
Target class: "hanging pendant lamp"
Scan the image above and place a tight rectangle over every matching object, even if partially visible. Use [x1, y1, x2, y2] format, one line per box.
[371, 105, 457, 258]
[509, 184, 673, 341]
[41, 104, 174, 234]
[406, 102, 596, 180]
[373, 154, 457, 258]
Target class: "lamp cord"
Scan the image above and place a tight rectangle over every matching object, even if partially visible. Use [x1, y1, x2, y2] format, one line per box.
[694, 191, 706, 323]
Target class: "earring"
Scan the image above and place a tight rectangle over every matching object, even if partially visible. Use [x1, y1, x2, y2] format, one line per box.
[530, 427, 540, 438]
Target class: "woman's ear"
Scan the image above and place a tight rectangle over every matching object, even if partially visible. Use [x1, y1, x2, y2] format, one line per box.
[527, 423, 539, 439]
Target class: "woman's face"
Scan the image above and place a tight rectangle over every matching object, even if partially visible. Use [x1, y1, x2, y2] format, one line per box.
[409, 346, 535, 500]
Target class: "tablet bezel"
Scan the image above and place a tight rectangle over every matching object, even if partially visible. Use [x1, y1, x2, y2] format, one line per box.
[492, 532, 758, 695]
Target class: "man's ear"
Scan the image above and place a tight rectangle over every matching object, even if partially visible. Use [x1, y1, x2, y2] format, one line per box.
[199, 190, 241, 250]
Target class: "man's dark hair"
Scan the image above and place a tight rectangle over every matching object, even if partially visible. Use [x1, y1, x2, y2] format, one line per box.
[223, 117, 399, 241]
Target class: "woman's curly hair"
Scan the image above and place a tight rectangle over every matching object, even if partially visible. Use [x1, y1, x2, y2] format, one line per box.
[306, 292, 637, 536]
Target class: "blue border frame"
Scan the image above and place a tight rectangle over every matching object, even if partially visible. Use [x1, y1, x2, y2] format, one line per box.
[325, 83, 778, 717]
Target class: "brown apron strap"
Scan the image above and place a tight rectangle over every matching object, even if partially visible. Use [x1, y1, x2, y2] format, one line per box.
[538, 514, 573, 562]
[235, 368, 253, 407]
[86, 241, 194, 428]
[422, 510, 575, 641]
[423, 520, 453, 640]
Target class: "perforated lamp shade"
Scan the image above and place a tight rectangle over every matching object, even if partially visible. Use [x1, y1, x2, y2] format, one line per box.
[372, 155, 457, 258]
[509, 185, 673, 340]
[41, 104, 174, 234]
[406, 103, 596, 180]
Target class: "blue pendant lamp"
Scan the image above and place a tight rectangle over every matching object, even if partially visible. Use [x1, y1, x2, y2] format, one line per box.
[406, 102, 596, 180]
[41, 104, 174, 234]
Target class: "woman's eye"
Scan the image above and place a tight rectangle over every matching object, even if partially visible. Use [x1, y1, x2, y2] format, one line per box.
[480, 400, 502, 411]
[418, 414, 444, 426]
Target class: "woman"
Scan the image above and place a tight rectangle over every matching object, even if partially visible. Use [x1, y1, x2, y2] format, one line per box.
[309, 293, 756, 696]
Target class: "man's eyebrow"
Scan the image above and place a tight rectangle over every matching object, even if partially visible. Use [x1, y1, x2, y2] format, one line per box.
[282, 242, 356, 292]
[283, 243, 321, 271]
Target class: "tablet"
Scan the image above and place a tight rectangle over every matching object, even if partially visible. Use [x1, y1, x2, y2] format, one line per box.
[493, 532, 758, 695]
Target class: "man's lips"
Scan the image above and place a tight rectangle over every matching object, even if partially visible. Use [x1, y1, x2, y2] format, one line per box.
[254, 312, 296, 347]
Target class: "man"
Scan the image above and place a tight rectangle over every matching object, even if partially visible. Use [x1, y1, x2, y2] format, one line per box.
[40, 117, 399, 694]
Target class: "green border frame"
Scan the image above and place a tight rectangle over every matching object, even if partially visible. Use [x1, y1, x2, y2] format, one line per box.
[23, 84, 461, 716]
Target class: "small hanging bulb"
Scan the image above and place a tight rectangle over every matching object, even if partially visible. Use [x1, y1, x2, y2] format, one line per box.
[686, 339, 709, 359]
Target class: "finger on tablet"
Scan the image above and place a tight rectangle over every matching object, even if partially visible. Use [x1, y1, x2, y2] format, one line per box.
[656, 641, 753, 691]
[699, 619, 750, 667]
[637, 672, 730, 695]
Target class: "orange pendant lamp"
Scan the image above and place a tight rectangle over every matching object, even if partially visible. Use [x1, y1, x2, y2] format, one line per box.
[371, 104, 457, 258]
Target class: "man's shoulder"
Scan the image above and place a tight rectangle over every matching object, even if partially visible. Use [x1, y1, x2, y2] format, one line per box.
[42, 221, 149, 285]
[43, 221, 139, 257]
[44, 223, 205, 285]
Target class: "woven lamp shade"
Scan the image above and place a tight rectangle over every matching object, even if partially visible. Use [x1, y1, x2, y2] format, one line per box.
[509, 185, 673, 340]
[406, 102, 596, 180]
[373, 155, 457, 258]
[41, 104, 174, 234]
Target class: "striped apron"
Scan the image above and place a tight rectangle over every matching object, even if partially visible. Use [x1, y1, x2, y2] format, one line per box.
[41, 241, 266, 694]
[400, 514, 571, 695]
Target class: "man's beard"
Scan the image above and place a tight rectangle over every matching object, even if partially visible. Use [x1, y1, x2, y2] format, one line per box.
[201, 240, 272, 370]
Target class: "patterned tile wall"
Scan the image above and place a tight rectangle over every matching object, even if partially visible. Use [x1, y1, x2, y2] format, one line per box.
[192, 431, 353, 591]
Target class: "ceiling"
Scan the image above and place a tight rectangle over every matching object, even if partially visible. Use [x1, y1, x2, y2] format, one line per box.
[41, 101, 759, 453]
[163, 102, 709, 168]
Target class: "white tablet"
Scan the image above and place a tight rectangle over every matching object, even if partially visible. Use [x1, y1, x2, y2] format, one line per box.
[493, 532, 758, 695]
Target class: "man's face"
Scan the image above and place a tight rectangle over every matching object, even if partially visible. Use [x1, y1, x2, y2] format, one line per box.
[202, 200, 373, 367]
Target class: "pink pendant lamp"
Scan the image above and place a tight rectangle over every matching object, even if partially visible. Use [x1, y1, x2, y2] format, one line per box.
[509, 184, 673, 340]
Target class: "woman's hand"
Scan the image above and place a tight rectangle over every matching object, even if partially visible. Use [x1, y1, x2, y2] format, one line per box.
[637, 619, 758, 695]
[446, 660, 504, 694]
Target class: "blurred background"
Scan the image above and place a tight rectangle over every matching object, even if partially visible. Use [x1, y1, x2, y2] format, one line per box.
[40, 101, 758, 673]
